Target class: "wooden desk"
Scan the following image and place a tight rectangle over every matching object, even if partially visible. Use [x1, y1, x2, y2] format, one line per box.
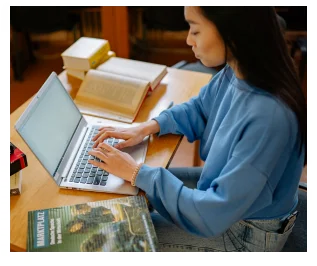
[10, 68, 212, 251]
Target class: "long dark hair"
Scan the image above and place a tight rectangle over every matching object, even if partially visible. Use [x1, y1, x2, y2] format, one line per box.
[200, 7, 306, 164]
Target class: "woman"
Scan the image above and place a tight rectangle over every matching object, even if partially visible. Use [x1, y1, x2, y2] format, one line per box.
[88, 7, 306, 252]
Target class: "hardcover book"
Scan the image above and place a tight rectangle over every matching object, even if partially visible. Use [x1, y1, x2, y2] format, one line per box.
[27, 196, 158, 252]
[61, 37, 110, 71]
[66, 51, 116, 80]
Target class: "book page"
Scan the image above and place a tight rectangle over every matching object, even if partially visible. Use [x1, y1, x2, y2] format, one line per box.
[97, 58, 167, 89]
[75, 70, 150, 115]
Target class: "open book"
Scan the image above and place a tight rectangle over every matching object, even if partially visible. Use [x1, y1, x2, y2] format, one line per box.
[74, 58, 167, 123]
[96, 57, 167, 91]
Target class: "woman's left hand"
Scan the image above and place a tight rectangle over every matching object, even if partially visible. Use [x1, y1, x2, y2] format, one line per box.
[88, 142, 138, 183]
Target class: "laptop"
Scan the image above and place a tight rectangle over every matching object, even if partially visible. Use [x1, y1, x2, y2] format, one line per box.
[15, 72, 149, 195]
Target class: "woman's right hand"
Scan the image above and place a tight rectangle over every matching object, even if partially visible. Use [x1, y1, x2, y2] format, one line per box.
[92, 120, 160, 150]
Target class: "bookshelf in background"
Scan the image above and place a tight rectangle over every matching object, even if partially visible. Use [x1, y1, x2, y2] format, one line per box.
[70, 7, 129, 58]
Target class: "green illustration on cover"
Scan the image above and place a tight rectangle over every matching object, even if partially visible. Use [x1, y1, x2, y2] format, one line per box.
[27, 196, 158, 252]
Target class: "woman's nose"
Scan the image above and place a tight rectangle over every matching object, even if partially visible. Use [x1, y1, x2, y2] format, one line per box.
[186, 32, 195, 47]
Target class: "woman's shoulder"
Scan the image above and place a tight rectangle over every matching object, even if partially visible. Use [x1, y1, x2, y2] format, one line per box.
[244, 95, 298, 139]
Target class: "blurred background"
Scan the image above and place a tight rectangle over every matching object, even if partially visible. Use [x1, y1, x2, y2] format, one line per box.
[10, 6, 307, 175]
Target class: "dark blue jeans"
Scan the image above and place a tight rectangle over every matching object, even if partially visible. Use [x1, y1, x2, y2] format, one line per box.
[150, 167, 295, 252]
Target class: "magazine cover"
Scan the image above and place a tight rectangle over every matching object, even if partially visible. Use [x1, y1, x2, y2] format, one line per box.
[27, 196, 158, 252]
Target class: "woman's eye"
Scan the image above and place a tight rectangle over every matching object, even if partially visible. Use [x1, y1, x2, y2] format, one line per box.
[191, 32, 199, 36]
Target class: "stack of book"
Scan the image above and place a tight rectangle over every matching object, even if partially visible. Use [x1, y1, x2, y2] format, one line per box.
[61, 36, 168, 124]
[10, 142, 28, 195]
[61, 37, 116, 83]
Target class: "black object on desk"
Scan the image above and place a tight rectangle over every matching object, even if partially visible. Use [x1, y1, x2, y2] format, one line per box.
[10, 142, 15, 155]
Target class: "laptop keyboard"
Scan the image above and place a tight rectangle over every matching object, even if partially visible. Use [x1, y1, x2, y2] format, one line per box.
[68, 126, 119, 186]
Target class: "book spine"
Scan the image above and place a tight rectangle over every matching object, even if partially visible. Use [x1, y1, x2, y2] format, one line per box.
[89, 41, 111, 69]
[27, 212, 32, 251]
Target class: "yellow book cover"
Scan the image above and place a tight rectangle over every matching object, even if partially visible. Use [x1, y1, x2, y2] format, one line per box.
[61, 37, 110, 71]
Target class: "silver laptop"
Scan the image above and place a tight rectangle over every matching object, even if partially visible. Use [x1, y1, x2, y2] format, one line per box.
[15, 72, 148, 195]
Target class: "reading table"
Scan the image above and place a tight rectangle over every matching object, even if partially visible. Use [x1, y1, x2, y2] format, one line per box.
[10, 68, 212, 251]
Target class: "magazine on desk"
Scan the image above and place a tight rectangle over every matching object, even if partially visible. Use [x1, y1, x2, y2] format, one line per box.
[27, 196, 158, 252]
[73, 57, 167, 123]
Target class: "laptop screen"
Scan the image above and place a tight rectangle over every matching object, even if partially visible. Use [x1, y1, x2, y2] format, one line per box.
[16, 73, 82, 176]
